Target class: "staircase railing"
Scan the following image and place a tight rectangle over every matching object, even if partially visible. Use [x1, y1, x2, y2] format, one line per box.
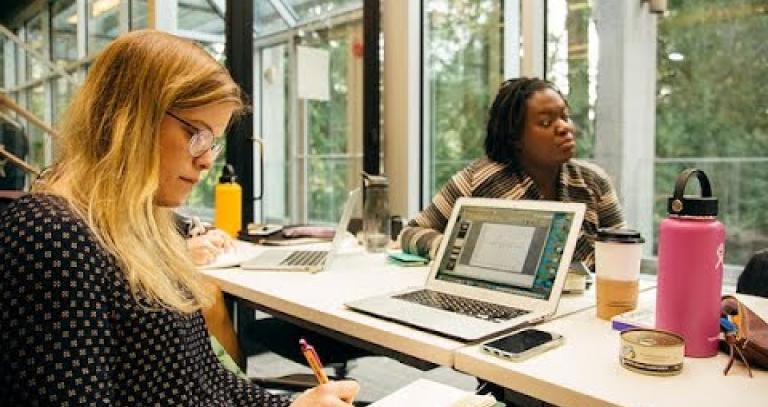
[0, 93, 50, 176]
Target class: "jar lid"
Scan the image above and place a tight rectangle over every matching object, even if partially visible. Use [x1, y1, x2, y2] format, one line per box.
[597, 228, 645, 244]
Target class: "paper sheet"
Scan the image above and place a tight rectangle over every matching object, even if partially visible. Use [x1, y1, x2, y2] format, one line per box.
[196, 240, 259, 270]
[297, 45, 330, 101]
[369, 378, 494, 407]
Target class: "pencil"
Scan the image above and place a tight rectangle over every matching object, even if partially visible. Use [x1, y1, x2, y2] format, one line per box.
[299, 338, 329, 384]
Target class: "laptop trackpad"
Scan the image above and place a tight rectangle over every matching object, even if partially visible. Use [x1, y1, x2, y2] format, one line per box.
[240, 250, 290, 268]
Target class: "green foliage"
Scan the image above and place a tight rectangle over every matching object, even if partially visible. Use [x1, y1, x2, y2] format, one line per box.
[427, 0, 502, 195]
[305, 31, 354, 223]
[656, 0, 768, 264]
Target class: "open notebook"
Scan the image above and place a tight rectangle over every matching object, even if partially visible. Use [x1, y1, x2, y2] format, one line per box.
[369, 379, 503, 407]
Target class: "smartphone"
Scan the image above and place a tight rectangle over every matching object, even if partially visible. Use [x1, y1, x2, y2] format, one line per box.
[482, 329, 564, 361]
[246, 223, 283, 236]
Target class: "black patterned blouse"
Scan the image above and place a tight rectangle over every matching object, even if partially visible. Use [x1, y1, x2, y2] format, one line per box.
[0, 194, 291, 407]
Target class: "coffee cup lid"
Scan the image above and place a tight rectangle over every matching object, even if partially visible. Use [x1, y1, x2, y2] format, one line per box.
[597, 228, 645, 244]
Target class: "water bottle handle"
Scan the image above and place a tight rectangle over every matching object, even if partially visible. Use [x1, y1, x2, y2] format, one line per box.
[673, 168, 713, 199]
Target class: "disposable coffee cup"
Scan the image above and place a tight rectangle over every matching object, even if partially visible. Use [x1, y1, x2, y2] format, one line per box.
[595, 228, 645, 320]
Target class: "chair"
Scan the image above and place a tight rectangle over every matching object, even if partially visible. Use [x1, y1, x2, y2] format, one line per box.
[737, 249, 768, 298]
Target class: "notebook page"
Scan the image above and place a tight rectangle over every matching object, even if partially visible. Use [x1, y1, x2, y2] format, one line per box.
[369, 379, 497, 407]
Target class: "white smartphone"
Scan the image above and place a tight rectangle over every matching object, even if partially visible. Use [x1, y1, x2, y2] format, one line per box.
[482, 329, 564, 361]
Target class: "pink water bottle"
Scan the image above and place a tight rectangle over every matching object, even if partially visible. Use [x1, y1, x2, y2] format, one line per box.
[656, 169, 725, 357]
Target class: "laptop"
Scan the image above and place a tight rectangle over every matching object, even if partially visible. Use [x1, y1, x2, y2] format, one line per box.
[346, 197, 586, 342]
[239, 189, 360, 273]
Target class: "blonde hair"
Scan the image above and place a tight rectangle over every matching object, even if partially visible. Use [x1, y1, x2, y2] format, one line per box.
[35, 30, 244, 313]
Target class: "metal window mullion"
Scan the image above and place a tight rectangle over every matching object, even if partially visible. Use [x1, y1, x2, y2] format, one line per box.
[362, 0, 380, 175]
[225, 0, 255, 232]
[420, 1, 431, 207]
[253, 48, 264, 223]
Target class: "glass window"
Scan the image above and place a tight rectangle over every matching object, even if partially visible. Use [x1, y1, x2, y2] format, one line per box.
[88, 0, 122, 55]
[285, 0, 360, 22]
[254, 1, 289, 36]
[26, 85, 46, 169]
[25, 14, 45, 81]
[546, 0, 597, 158]
[302, 24, 364, 223]
[656, 0, 768, 266]
[178, 0, 225, 35]
[52, 0, 79, 64]
[252, 0, 363, 224]
[423, 0, 504, 197]
[131, 0, 149, 29]
[52, 0, 79, 123]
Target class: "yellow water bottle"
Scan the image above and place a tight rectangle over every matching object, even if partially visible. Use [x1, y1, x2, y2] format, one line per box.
[214, 164, 242, 237]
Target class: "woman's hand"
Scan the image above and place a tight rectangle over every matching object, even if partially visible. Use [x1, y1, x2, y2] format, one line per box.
[289, 381, 359, 407]
[186, 229, 234, 266]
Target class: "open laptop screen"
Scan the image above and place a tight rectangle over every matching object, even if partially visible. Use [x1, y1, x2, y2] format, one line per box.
[434, 205, 575, 300]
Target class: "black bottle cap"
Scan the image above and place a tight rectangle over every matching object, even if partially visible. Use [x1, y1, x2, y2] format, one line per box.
[666, 168, 718, 217]
[597, 228, 645, 244]
[219, 164, 238, 183]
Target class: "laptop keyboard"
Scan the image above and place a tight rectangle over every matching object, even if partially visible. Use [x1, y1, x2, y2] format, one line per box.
[394, 289, 529, 322]
[279, 250, 328, 266]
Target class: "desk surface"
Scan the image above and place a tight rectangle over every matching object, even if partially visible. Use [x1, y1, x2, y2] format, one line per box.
[202, 242, 768, 406]
[454, 290, 768, 407]
[201, 242, 464, 366]
[201, 241, 608, 367]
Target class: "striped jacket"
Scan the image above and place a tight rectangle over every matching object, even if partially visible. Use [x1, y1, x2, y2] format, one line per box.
[401, 157, 625, 269]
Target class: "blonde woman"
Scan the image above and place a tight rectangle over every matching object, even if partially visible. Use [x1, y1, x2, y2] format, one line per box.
[0, 30, 358, 407]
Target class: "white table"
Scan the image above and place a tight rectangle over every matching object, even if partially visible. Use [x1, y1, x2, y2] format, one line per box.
[453, 289, 768, 407]
[200, 241, 464, 367]
[200, 242, 768, 407]
[200, 240, 611, 368]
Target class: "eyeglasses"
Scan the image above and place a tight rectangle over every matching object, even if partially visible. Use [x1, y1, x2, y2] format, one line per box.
[166, 111, 224, 158]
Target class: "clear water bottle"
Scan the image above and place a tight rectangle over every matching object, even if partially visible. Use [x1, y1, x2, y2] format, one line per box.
[362, 172, 390, 252]
[656, 169, 725, 357]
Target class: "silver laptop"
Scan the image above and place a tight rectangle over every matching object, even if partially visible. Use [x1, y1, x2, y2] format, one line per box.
[346, 197, 585, 342]
[239, 189, 360, 273]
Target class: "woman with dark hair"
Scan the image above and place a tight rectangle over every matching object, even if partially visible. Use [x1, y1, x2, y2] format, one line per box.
[401, 77, 625, 269]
